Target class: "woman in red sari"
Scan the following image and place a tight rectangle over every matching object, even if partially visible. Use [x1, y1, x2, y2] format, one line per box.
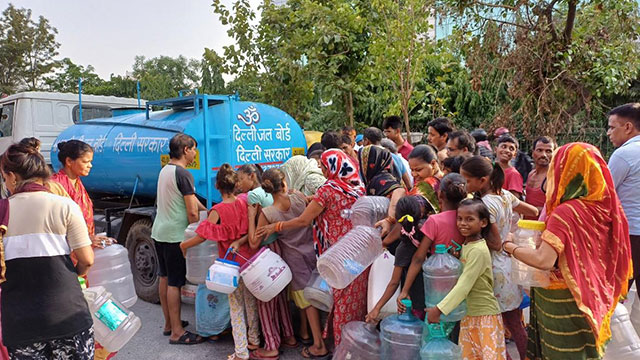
[52, 140, 109, 247]
[503, 143, 632, 359]
[257, 149, 365, 353]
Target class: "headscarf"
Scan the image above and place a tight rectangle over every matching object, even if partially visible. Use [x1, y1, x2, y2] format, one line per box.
[542, 142, 632, 353]
[281, 155, 326, 196]
[320, 149, 364, 199]
[51, 169, 95, 235]
[358, 145, 402, 197]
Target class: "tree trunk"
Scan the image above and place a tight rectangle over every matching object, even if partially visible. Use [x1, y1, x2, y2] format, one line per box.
[402, 103, 412, 146]
[344, 90, 354, 127]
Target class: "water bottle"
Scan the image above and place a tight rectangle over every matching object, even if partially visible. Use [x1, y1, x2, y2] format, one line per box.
[423, 244, 466, 322]
[317, 226, 383, 289]
[511, 220, 550, 288]
[380, 299, 423, 359]
[87, 244, 138, 307]
[341, 196, 390, 227]
[185, 212, 217, 284]
[303, 269, 333, 312]
[420, 323, 462, 360]
[603, 303, 640, 360]
[334, 321, 381, 360]
[83, 286, 142, 352]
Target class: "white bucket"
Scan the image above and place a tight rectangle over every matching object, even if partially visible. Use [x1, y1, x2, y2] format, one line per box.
[205, 250, 240, 294]
[240, 247, 292, 302]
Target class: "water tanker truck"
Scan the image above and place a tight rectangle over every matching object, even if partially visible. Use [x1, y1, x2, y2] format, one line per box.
[52, 93, 307, 302]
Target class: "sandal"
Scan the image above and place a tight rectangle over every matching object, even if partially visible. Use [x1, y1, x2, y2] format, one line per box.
[301, 346, 330, 359]
[249, 350, 280, 360]
[247, 343, 260, 351]
[297, 336, 313, 346]
[281, 340, 299, 349]
[169, 330, 203, 345]
[162, 320, 189, 336]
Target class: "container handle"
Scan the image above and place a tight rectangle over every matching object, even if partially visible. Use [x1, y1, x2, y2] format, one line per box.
[224, 246, 250, 262]
[451, 240, 462, 252]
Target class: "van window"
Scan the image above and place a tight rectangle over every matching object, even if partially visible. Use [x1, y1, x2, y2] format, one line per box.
[0, 103, 14, 137]
[72, 105, 112, 123]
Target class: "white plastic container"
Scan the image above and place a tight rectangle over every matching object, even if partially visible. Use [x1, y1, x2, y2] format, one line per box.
[185, 212, 218, 284]
[87, 244, 138, 307]
[367, 250, 398, 318]
[511, 220, 550, 288]
[181, 283, 198, 305]
[206, 252, 240, 294]
[240, 247, 292, 302]
[303, 269, 333, 312]
[83, 286, 142, 352]
[603, 303, 640, 360]
[317, 226, 383, 289]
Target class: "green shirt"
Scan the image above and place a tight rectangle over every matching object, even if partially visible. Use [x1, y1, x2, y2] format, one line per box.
[151, 164, 195, 243]
[437, 239, 501, 317]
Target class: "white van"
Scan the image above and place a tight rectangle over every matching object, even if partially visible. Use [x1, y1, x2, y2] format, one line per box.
[0, 92, 142, 164]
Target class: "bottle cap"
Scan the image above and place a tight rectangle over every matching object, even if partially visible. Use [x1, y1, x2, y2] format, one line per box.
[434, 244, 448, 254]
[401, 299, 412, 308]
[78, 277, 87, 289]
[517, 220, 545, 231]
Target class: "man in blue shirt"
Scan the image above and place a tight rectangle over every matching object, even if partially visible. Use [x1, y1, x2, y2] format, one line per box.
[607, 103, 640, 319]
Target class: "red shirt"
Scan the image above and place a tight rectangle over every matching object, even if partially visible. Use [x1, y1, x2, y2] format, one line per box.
[420, 210, 464, 254]
[398, 139, 414, 160]
[525, 181, 546, 220]
[503, 166, 523, 194]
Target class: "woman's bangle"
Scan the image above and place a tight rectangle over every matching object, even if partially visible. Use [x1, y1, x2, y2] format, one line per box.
[511, 246, 523, 258]
[275, 221, 284, 232]
[385, 216, 396, 225]
[502, 240, 514, 253]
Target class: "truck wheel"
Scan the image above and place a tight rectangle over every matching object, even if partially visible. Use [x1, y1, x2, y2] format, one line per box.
[126, 219, 160, 303]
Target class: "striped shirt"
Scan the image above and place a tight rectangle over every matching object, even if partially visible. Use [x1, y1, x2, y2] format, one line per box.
[1, 191, 93, 347]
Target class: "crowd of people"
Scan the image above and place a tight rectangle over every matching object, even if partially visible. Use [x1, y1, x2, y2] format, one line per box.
[0, 104, 638, 360]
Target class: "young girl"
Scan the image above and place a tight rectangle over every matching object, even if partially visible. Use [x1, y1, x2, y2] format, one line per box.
[255, 169, 329, 359]
[397, 173, 468, 308]
[237, 164, 296, 359]
[460, 156, 538, 360]
[426, 199, 506, 359]
[366, 196, 426, 322]
[181, 164, 260, 360]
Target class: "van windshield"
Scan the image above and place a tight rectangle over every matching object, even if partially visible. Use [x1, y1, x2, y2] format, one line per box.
[0, 103, 14, 137]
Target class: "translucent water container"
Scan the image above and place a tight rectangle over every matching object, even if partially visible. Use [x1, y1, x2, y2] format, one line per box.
[511, 220, 550, 288]
[83, 286, 142, 352]
[368, 250, 399, 318]
[334, 321, 381, 360]
[181, 283, 198, 305]
[87, 244, 137, 308]
[186, 212, 217, 284]
[341, 196, 390, 227]
[317, 226, 383, 289]
[423, 244, 466, 322]
[303, 269, 333, 312]
[380, 299, 423, 359]
[420, 323, 462, 360]
[603, 303, 640, 360]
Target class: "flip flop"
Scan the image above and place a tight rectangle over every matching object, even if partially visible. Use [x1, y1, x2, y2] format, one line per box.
[281, 340, 299, 349]
[169, 330, 203, 345]
[162, 320, 190, 336]
[301, 346, 331, 359]
[297, 336, 313, 346]
[249, 350, 279, 360]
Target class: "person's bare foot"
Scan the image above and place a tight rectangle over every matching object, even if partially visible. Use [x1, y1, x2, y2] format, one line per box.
[250, 348, 279, 358]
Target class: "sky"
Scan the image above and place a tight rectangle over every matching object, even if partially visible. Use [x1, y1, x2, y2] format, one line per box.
[0, 0, 261, 79]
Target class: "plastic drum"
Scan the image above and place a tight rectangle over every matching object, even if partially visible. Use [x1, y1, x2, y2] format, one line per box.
[240, 247, 292, 302]
[206, 256, 240, 294]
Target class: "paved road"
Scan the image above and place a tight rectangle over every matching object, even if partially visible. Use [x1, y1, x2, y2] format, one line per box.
[118, 299, 519, 359]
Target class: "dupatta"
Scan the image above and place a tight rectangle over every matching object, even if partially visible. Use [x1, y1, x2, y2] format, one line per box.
[51, 169, 95, 235]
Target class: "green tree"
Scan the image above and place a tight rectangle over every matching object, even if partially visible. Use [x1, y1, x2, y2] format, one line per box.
[44, 57, 102, 93]
[201, 48, 225, 94]
[132, 55, 200, 100]
[0, 3, 60, 93]
[87, 74, 138, 98]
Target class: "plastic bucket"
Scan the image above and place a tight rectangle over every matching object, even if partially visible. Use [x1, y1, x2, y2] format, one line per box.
[240, 247, 292, 302]
[206, 249, 240, 294]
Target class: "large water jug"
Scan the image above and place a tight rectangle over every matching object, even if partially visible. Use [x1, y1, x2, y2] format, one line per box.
[423, 244, 466, 322]
[240, 247, 292, 302]
[341, 196, 390, 227]
[511, 220, 550, 288]
[303, 269, 333, 312]
[87, 244, 137, 307]
[317, 226, 383, 289]
[186, 212, 217, 284]
[83, 286, 142, 352]
[420, 323, 462, 360]
[603, 303, 640, 360]
[368, 250, 399, 319]
[334, 321, 381, 360]
[380, 299, 423, 359]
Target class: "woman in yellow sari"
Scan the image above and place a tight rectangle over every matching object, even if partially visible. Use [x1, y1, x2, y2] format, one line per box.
[503, 142, 632, 359]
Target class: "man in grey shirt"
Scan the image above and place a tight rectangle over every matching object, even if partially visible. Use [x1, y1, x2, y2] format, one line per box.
[607, 103, 640, 329]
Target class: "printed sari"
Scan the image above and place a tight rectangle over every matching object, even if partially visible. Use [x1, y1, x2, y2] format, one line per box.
[527, 142, 632, 359]
[51, 169, 95, 236]
[358, 145, 402, 197]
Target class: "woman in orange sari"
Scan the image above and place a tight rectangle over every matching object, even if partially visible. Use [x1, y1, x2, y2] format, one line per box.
[503, 142, 632, 359]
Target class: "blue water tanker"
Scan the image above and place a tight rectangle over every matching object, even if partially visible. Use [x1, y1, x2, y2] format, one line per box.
[52, 93, 307, 206]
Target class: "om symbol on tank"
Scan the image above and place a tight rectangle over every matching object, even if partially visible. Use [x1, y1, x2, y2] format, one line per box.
[237, 105, 260, 126]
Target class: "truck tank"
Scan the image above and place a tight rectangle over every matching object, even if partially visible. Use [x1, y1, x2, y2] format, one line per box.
[51, 94, 307, 205]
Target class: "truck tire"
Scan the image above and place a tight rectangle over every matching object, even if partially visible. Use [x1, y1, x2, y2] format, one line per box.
[126, 219, 160, 303]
